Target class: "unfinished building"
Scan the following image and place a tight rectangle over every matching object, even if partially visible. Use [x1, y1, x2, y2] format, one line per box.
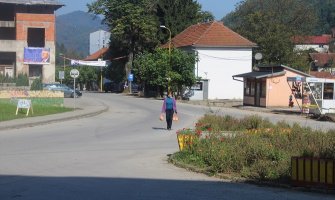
[0, 0, 63, 83]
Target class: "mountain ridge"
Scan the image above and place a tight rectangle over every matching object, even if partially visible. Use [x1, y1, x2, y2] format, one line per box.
[56, 11, 108, 57]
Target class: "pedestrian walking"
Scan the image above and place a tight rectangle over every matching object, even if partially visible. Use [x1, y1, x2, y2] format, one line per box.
[161, 91, 177, 130]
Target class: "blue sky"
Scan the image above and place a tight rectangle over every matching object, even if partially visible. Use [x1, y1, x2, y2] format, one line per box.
[56, 0, 242, 20]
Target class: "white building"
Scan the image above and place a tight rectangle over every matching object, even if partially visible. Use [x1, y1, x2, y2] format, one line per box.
[165, 21, 257, 100]
[292, 35, 332, 53]
[89, 30, 111, 55]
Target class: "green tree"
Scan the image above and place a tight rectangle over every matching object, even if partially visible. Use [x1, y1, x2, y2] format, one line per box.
[289, 50, 316, 73]
[223, 0, 317, 64]
[133, 48, 197, 96]
[308, 0, 335, 34]
[157, 0, 214, 43]
[88, 0, 159, 87]
[30, 78, 43, 90]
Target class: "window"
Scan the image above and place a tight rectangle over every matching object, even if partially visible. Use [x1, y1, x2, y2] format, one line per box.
[28, 28, 45, 47]
[191, 82, 203, 91]
[309, 82, 322, 100]
[244, 79, 256, 96]
[245, 79, 250, 95]
[261, 80, 266, 97]
[250, 81, 255, 96]
[323, 83, 334, 100]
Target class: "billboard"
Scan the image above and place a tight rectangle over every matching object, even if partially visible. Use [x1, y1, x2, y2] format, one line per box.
[24, 47, 50, 64]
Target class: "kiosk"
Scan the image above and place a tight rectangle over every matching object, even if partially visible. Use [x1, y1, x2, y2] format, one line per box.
[287, 77, 335, 115]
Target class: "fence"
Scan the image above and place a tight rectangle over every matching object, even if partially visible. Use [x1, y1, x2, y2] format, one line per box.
[291, 157, 334, 188]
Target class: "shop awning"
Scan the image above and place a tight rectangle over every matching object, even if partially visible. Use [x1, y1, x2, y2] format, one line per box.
[233, 71, 286, 79]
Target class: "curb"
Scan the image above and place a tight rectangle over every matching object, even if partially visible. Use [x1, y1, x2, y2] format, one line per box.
[0, 102, 109, 131]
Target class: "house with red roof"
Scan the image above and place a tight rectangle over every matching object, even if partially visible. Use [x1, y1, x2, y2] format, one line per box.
[309, 52, 335, 71]
[163, 21, 257, 100]
[292, 35, 332, 53]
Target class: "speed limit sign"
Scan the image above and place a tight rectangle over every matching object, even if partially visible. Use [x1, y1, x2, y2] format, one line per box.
[70, 69, 80, 78]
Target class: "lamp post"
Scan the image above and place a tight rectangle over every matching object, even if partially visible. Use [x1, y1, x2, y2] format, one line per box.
[160, 25, 172, 92]
[160, 25, 171, 55]
[309, 60, 318, 75]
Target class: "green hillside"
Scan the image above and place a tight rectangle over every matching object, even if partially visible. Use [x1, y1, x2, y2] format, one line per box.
[56, 11, 108, 57]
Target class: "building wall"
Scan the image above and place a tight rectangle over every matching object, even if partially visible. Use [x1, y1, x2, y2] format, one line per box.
[266, 70, 303, 107]
[196, 47, 253, 99]
[294, 44, 329, 53]
[15, 13, 56, 83]
[89, 30, 111, 55]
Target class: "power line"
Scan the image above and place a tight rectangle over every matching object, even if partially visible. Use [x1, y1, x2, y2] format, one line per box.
[198, 52, 251, 61]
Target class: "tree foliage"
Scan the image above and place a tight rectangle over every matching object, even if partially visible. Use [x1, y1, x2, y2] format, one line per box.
[88, 0, 159, 81]
[157, 0, 214, 42]
[308, 0, 335, 35]
[87, 0, 211, 94]
[133, 48, 197, 95]
[223, 0, 317, 64]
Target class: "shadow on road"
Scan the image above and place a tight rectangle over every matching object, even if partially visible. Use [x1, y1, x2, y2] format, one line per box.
[152, 127, 167, 131]
[0, 175, 333, 200]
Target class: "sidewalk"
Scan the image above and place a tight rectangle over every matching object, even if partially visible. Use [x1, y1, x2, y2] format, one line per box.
[181, 99, 302, 116]
[0, 96, 108, 131]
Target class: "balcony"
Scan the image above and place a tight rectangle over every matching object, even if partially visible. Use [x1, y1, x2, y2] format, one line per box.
[0, 20, 15, 28]
[0, 40, 18, 52]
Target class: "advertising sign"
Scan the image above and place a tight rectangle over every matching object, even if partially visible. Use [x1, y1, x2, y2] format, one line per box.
[16, 99, 33, 116]
[24, 47, 50, 64]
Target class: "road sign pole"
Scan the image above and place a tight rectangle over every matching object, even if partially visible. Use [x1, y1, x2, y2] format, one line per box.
[70, 69, 80, 111]
[73, 77, 76, 110]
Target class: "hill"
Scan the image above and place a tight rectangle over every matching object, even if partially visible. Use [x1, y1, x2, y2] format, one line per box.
[56, 11, 108, 57]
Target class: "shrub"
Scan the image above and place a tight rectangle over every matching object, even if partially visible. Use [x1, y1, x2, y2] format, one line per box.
[30, 78, 43, 90]
[16, 73, 29, 86]
[171, 114, 335, 183]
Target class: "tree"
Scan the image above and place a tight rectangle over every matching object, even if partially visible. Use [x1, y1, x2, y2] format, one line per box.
[307, 0, 335, 35]
[133, 48, 197, 96]
[157, 0, 214, 43]
[88, 0, 159, 88]
[223, 0, 317, 64]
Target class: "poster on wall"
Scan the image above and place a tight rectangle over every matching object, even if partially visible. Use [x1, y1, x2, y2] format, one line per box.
[23, 47, 50, 64]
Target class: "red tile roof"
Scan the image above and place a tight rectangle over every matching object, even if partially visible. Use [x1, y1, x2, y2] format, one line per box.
[292, 35, 332, 45]
[162, 21, 257, 48]
[310, 53, 335, 66]
[84, 47, 109, 61]
[310, 71, 335, 79]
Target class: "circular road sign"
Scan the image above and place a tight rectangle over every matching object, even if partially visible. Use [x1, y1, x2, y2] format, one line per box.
[70, 69, 80, 78]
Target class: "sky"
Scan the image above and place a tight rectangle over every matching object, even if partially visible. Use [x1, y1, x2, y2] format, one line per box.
[56, 0, 242, 20]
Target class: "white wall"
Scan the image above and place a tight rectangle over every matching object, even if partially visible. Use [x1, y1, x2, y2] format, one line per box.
[89, 30, 111, 55]
[294, 44, 329, 53]
[196, 47, 253, 99]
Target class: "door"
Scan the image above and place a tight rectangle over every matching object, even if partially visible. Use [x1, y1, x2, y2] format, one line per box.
[255, 81, 261, 106]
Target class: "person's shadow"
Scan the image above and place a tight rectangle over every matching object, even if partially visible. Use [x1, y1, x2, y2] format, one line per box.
[152, 127, 166, 131]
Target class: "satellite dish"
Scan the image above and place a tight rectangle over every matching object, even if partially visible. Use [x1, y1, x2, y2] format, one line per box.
[255, 53, 263, 61]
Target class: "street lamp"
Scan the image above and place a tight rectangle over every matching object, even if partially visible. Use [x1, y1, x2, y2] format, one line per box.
[160, 25, 172, 92]
[160, 25, 171, 55]
[309, 60, 318, 75]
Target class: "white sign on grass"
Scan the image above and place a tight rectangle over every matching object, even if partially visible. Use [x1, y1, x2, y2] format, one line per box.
[16, 99, 33, 116]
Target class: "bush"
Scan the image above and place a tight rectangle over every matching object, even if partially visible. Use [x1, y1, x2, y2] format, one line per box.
[16, 73, 29, 86]
[171, 114, 335, 183]
[30, 78, 43, 90]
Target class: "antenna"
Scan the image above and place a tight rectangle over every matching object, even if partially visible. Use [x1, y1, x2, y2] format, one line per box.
[255, 53, 263, 61]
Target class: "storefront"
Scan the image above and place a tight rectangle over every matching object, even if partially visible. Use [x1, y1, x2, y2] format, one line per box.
[287, 77, 335, 115]
[233, 64, 311, 107]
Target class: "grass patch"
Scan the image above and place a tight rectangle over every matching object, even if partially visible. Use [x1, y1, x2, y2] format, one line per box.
[170, 114, 335, 184]
[0, 99, 72, 121]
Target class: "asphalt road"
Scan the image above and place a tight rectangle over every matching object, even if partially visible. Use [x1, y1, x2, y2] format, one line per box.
[0, 93, 334, 200]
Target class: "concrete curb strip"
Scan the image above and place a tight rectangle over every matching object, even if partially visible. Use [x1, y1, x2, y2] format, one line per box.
[0, 97, 109, 131]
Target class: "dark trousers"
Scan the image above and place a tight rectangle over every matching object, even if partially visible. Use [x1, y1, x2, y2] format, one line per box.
[165, 109, 174, 129]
